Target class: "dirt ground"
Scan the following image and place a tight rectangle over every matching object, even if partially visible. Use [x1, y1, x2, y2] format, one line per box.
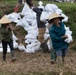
[0, 40, 76, 75]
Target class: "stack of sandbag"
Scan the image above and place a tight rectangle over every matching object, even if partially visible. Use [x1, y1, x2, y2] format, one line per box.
[25, 32, 41, 53]
[25, 40, 41, 53]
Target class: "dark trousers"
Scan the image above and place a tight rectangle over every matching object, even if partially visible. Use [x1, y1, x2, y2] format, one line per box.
[2, 40, 14, 60]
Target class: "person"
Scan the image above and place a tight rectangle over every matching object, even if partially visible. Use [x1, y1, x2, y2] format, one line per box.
[0, 15, 16, 62]
[33, 7, 46, 52]
[14, 0, 33, 13]
[48, 13, 69, 75]
[47, 22, 57, 64]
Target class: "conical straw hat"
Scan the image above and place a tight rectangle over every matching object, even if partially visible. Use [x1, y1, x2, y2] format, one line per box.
[0, 15, 11, 24]
[48, 13, 64, 21]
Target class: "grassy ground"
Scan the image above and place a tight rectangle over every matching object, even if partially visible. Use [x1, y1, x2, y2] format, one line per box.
[0, 42, 76, 75]
[0, 1, 76, 75]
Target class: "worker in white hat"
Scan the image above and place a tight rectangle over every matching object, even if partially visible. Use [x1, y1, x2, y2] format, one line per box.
[48, 13, 69, 75]
[0, 15, 16, 62]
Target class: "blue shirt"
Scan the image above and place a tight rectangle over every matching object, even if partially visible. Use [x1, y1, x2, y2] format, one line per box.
[49, 22, 69, 51]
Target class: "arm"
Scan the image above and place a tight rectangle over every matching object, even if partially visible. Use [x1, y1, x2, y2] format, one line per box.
[49, 30, 64, 42]
[9, 24, 14, 31]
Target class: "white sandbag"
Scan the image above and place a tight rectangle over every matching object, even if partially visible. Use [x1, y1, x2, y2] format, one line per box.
[18, 43, 26, 51]
[25, 41, 41, 53]
[0, 44, 14, 52]
[45, 28, 49, 33]
[0, 48, 3, 52]
[13, 41, 18, 49]
[22, 12, 36, 25]
[25, 39, 38, 44]
[21, 2, 31, 15]
[31, 19, 37, 27]
[16, 18, 30, 30]
[65, 27, 73, 43]
[40, 4, 58, 22]
[31, 45, 40, 51]
[61, 13, 68, 22]
[24, 48, 35, 53]
[47, 39, 50, 50]
[27, 25, 38, 31]
[55, 9, 62, 14]
[26, 40, 40, 48]
[26, 44, 33, 49]
[12, 32, 18, 41]
[25, 43, 40, 53]
[45, 4, 58, 12]
[0, 43, 2, 48]
[6, 12, 21, 23]
[0, 47, 10, 53]
[25, 34, 36, 39]
[31, 41, 41, 51]
[44, 33, 50, 40]
[27, 30, 38, 37]
[47, 39, 53, 50]
[40, 11, 52, 22]
[21, 3, 36, 23]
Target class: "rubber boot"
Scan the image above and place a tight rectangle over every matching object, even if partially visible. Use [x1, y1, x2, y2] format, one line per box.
[57, 56, 64, 75]
[11, 50, 16, 62]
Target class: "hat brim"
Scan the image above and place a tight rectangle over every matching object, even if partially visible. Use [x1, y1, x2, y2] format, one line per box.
[47, 13, 64, 23]
[48, 16, 64, 23]
[0, 15, 11, 24]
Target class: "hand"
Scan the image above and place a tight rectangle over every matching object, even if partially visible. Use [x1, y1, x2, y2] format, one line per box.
[6, 25, 10, 31]
[14, 7, 18, 13]
[62, 35, 68, 39]
[9, 24, 14, 31]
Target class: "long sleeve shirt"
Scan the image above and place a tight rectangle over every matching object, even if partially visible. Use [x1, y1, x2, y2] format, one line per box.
[49, 22, 69, 51]
[0, 25, 13, 42]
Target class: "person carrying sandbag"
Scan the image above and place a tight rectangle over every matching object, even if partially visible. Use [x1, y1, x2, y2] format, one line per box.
[0, 15, 16, 62]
